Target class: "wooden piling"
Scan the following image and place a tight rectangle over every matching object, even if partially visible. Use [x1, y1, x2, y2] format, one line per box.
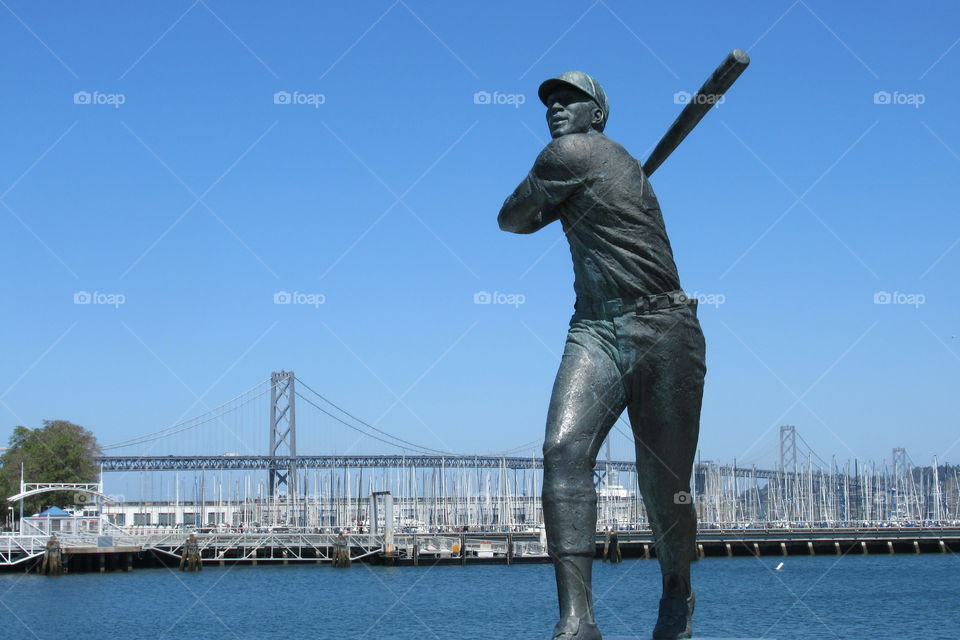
[41, 537, 63, 576]
[179, 534, 202, 571]
[332, 533, 351, 568]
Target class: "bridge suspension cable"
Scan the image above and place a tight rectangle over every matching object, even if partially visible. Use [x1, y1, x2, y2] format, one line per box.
[100, 372, 551, 459]
[294, 377, 455, 456]
[102, 378, 271, 450]
[796, 431, 834, 469]
[295, 376, 546, 458]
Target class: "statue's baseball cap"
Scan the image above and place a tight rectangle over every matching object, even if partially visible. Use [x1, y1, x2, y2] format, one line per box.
[538, 70, 609, 130]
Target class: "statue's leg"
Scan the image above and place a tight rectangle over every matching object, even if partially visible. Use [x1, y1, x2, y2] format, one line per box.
[543, 319, 627, 637]
[622, 306, 705, 639]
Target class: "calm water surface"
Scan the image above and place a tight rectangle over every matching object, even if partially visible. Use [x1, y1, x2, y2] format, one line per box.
[0, 554, 957, 639]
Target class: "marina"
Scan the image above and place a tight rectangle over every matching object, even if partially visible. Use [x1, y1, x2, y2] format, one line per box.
[4, 514, 960, 573]
[5, 373, 960, 573]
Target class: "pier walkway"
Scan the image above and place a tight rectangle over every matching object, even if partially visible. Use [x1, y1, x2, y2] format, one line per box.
[2, 526, 958, 571]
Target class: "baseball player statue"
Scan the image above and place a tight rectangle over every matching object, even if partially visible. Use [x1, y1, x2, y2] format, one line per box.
[498, 53, 748, 640]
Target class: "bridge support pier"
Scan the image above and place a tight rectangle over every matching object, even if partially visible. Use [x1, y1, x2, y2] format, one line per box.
[939, 540, 947, 553]
[642, 544, 650, 559]
[724, 543, 732, 557]
[860, 541, 868, 555]
[780, 542, 787, 556]
[913, 541, 920, 554]
[696, 544, 704, 559]
[887, 541, 894, 554]
[834, 542, 841, 555]
[807, 542, 814, 556]
[753, 543, 760, 557]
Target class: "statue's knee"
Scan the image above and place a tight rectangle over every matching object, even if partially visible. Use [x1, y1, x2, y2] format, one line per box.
[542, 433, 588, 471]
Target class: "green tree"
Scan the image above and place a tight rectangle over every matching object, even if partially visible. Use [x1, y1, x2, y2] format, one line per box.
[0, 420, 102, 517]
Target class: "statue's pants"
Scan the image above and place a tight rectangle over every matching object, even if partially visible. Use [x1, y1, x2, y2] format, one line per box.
[542, 299, 706, 614]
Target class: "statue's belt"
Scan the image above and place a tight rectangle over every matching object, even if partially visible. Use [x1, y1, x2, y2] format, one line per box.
[575, 290, 696, 318]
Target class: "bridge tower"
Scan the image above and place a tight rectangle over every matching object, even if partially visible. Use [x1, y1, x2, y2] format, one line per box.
[269, 371, 297, 497]
[779, 425, 798, 521]
[779, 425, 797, 473]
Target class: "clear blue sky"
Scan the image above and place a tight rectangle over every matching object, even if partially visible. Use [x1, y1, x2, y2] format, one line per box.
[1, 0, 958, 470]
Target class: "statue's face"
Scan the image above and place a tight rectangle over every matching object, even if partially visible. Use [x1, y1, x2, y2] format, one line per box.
[545, 87, 602, 138]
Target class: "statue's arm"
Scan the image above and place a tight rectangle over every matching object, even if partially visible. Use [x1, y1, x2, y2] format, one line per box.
[498, 176, 559, 234]
[498, 135, 589, 235]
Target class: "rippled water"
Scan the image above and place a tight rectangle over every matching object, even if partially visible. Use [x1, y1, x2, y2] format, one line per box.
[0, 554, 956, 639]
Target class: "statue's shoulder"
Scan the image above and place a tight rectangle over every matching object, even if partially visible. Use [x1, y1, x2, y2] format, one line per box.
[537, 133, 604, 175]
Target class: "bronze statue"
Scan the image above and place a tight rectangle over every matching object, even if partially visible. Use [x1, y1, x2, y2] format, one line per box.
[498, 52, 748, 640]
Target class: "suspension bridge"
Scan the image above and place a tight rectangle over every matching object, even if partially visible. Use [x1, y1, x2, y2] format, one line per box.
[3, 370, 959, 571]
[83, 371, 960, 529]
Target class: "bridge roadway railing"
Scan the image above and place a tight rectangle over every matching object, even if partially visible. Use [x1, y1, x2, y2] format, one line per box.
[140, 531, 386, 563]
[687, 525, 960, 542]
[18, 515, 139, 548]
[5, 525, 957, 566]
[390, 533, 547, 559]
[95, 454, 785, 479]
[0, 534, 48, 566]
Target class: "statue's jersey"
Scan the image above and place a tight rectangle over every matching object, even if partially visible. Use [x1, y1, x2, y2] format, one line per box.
[527, 132, 681, 301]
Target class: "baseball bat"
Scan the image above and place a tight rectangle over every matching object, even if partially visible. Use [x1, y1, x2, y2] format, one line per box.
[641, 49, 750, 177]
